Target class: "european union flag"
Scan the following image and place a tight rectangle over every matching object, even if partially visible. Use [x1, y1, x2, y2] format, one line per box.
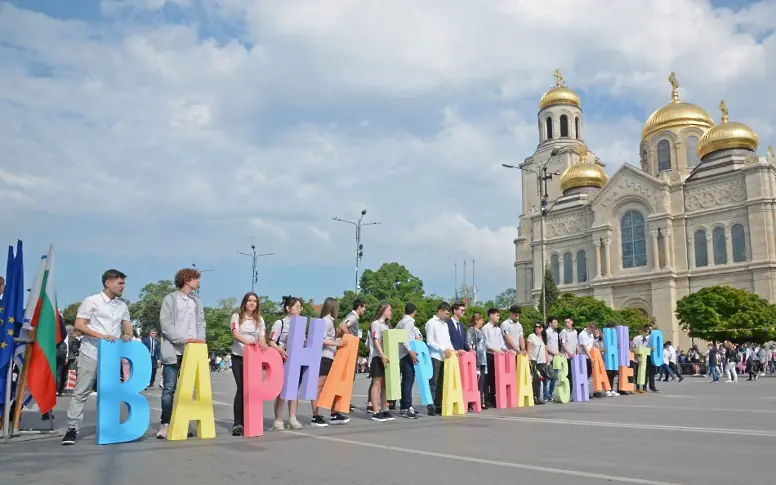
[0, 240, 24, 410]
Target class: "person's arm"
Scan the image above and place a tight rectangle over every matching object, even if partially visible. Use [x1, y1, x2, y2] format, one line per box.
[231, 314, 254, 346]
[519, 334, 526, 355]
[73, 299, 113, 341]
[267, 321, 288, 360]
[120, 305, 133, 341]
[561, 332, 573, 358]
[426, 321, 442, 355]
[159, 295, 185, 345]
[526, 336, 533, 360]
[323, 321, 344, 349]
[503, 328, 519, 352]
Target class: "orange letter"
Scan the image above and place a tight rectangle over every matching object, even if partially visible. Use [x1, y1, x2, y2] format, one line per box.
[618, 352, 635, 393]
[318, 335, 359, 414]
[590, 348, 611, 393]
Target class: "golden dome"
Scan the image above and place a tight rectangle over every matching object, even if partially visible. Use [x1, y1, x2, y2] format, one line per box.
[559, 144, 608, 192]
[539, 69, 581, 111]
[697, 100, 759, 159]
[641, 72, 714, 141]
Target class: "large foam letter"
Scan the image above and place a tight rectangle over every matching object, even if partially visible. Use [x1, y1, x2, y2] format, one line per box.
[515, 354, 534, 408]
[494, 352, 517, 408]
[458, 352, 481, 412]
[552, 355, 570, 403]
[442, 355, 466, 416]
[168, 343, 215, 440]
[649, 329, 664, 367]
[382, 329, 409, 401]
[603, 327, 618, 371]
[636, 346, 651, 386]
[590, 348, 611, 393]
[570, 354, 589, 402]
[410, 340, 433, 405]
[280, 316, 325, 401]
[243, 346, 284, 438]
[318, 334, 359, 413]
[616, 325, 630, 367]
[96, 340, 151, 445]
[618, 352, 635, 393]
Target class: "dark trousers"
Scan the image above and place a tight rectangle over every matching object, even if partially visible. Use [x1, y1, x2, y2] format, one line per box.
[646, 356, 657, 390]
[430, 358, 445, 409]
[56, 355, 67, 394]
[160, 355, 184, 425]
[531, 362, 545, 400]
[399, 355, 415, 410]
[485, 353, 496, 405]
[567, 358, 574, 390]
[150, 364, 158, 388]
[606, 369, 617, 390]
[231, 354, 244, 427]
[478, 364, 486, 403]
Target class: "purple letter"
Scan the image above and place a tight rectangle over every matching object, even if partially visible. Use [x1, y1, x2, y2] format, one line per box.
[571, 354, 589, 403]
[616, 325, 630, 367]
[280, 316, 325, 401]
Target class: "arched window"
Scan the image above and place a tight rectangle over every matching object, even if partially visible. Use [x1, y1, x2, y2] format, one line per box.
[713, 227, 727, 265]
[575, 117, 580, 139]
[563, 252, 573, 284]
[551, 254, 560, 283]
[546, 117, 553, 140]
[686, 136, 700, 168]
[657, 139, 671, 172]
[621, 210, 647, 268]
[576, 250, 587, 282]
[731, 224, 747, 262]
[694, 229, 708, 267]
[560, 115, 569, 137]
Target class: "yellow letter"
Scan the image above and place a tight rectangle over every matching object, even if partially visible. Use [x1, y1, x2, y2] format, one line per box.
[516, 354, 534, 408]
[442, 355, 466, 416]
[168, 343, 216, 440]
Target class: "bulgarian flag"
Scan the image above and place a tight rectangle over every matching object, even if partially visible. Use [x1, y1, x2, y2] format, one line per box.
[23, 246, 58, 414]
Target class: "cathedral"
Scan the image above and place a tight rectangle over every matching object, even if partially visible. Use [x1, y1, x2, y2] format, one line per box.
[513, 71, 776, 348]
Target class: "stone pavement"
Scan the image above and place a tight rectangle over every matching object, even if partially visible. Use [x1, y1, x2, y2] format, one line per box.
[2, 373, 776, 485]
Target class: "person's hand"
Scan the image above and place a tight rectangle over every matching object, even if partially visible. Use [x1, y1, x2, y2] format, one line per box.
[444, 349, 454, 359]
[509, 350, 517, 356]
[456, 349, 465, 356]
[121, 334, 132, 342]
[185, 338, 204, 344]
[279, 348, 288, 361]
[382, 355, 390, 365]
[102, 334, 117, 342]
[336, 339, 347, 348]
[520, 350, 527, 356]
[409, 350, 418, 364]
[258, 340, 268, 350]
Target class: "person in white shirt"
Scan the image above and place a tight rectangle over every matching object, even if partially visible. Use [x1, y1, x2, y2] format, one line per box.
[666, 341, 683, 382]
[543, 316, 560, 402]
[559, 316, 578, 389]
[311, 297, 348, 427]
[481, 308, 509, 407]
[631, 325, 658, 393]
[425, 302, 453, 416]
[394, 303, 423, 419]
[229, 292, 267, 436]
[62, 269, 133, 446]
[269, 296, 303, 431]
[501, 305, 526, 354]
[578, 322, 603, 397]
[368, 303, 394, 422]
[527, 323, 549, 404]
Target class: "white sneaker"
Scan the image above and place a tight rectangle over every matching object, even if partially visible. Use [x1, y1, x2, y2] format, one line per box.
[611, 391, 620, 396]
[156, 424, 169, 439]
[289, 417, 303, 430]
[272, 420, 285, 432]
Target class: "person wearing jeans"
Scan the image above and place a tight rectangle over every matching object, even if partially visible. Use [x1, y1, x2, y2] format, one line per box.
[395, 303, 422, 419]
[157, 268, 206, 440]
[724, 342, 739, 383]
[466, 312, 488, 409]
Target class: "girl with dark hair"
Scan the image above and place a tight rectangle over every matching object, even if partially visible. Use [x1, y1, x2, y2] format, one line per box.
[230, 292, 266, 436]
[311, 297, 349, 427]
[269, 296, 303, 431]
[368, 302, 394, 422]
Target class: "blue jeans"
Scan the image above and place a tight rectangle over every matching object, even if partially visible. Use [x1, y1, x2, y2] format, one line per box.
[710, 365, 720, 382]
[161, 355, 183, 425]
[399, 354, 415, 410]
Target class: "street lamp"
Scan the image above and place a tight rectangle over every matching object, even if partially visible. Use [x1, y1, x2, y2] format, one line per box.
[333, 209, 380, 293]
[503, 147, 574, 324]
[237, 244, 275, 292]
[191, 263, 214, 296]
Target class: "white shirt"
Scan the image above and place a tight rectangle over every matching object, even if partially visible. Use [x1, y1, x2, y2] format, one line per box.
[425, 315, 453, 361]
[560, 328, 578, 357]
[501, 319, 524, 351]
[578, 329, 595, 356]
[321, 315, 338, 360]
[668, 345, 677, 364]
[270, 317, 291, 349]
[527, 333, 546, 363]
[369, 319, 389, 361]
[546, 326, 560, 355]
[481, 322, 507, 353]
[76, 292, 131, 360]
[230, 313, 265, 357]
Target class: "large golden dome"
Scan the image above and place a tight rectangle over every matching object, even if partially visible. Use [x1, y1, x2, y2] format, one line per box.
[539, 69, 581, 111]
[559, 144, 608, 193]
[641, 72, 713, 141]
[697, 100, 759, 159]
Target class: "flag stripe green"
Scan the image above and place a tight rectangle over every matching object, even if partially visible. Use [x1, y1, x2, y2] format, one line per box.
[35, 269, 57, 373]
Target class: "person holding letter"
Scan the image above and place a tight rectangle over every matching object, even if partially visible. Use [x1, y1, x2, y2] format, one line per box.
[269, 296, 303, 431]
[425, 302, 454, 416]
[466, 312, 488, 410]
[481, 308, 508, 408]
[527, 323, 549, 404]
[368, 303, 394, 422]
[560, 316, 578, 390]
[394, 303, 422, 419]
[543, 316, 560, 402]
[62, 270, 133, 446]
[229, 292, 266, 436]
[311, 298, 349, 427]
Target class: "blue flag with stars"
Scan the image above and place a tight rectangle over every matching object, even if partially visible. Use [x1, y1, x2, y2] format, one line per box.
[1, 241, 24, 410]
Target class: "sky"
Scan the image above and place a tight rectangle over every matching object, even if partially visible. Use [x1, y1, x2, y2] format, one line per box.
[1, 0, 775, 308]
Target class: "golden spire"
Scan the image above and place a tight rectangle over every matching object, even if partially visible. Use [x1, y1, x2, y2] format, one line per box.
[553, 69, 565, 87]
[668, 72, 679, 103]
[719, 100, 728, 123]
[577, 142, 588, 160]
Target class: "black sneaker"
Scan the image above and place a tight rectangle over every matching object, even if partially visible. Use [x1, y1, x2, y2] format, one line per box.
[232, 425, 244, 436]
[382, 411, 395, 421]
[61, 428, 77, 445]
[427, 404, 436, 416]
[329, 413, 350, 425]
[403, 407, 418, 419]
[311, 415, 328, 427]
[388, 401, 396, 411]
[371, 412, 387, 422]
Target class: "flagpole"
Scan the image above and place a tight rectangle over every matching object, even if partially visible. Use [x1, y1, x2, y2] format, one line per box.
[2, 362, 12, 441]
[11, 341, 32, 432]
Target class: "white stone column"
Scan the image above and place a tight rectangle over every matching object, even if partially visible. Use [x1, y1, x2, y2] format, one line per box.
[706, 232, 714, 267]
[603, 236, 612, 277]
[688, 236, 695, 269]
[572, 254, 577, 283]
[725, 229, 733, 264]
[664, 227, 674, 269]
[650, 229, 661, 271]
[593, 239, 602, 279]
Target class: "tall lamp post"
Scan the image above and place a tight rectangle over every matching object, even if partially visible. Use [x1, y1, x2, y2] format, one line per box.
[333, 209, 380, 294]
[502, 146, 573, 324]
[237, 244, 275, 292]
[191, 263, 214, 297]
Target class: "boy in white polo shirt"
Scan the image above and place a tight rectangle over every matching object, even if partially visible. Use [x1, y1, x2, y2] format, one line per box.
[559, 316, 578, 390]
[62, 269, 133, 446]
[501, 305, 525, 355]
[425, 302, 453, 416]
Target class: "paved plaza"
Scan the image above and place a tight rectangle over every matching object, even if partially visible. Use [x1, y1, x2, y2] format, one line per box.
[2, 374, 775, 485]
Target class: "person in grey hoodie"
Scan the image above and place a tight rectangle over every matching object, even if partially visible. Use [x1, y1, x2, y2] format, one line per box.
[156, 268, 207, 439]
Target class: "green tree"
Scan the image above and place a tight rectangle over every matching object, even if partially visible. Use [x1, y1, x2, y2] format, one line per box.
[359, 262, 425, 301]
[130, 280, 176, 335]
[204, 298, 238, 355]
[675, 285, 776, 343]
[494, 288, 517, 309]
[615, 308, 650, 337]
[550, 293, 615, 327]
[62, 302, 80, 327]
[537, 266, 559, 314]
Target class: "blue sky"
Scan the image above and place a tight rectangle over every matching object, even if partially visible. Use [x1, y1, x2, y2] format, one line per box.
[1, 0, 775, 308]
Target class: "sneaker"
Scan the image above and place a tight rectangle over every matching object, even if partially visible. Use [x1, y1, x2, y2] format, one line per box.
[382, 411, 395, 421]
[371, 412, 387, 422]
[272, 420, 285, 431]
[405, 407, 418, 419]
[232, 425, 244, 436]
[427, 405, 436, 416]
[611, 391, 620, 396]
[61, 428, 77, 445]
[329, 413, 350, 425]
[311, 415, 328, 427]
[605, 391, 613, 397]
[156, 424, 169, 439]
[388, 401, 396, 411]
[289, 416, 303, 430]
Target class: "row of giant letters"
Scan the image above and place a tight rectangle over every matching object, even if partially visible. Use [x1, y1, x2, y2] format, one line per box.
[95, 317, 663, 445]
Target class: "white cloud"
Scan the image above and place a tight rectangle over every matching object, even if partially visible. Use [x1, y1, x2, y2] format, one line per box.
[0, 1, 774, 300]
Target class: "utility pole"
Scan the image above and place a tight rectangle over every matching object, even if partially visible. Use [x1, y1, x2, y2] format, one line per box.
[333, 209, 380, 294]
[191, 263, 213, 297]
[237, 244, 275, 293]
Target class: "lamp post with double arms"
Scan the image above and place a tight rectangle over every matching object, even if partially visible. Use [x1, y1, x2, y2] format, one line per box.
[236, 245, 275, 293]
[333, 209, 380, 294]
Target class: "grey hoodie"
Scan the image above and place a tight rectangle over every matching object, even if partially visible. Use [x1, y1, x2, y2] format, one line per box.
[159, 292, 207, 365]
